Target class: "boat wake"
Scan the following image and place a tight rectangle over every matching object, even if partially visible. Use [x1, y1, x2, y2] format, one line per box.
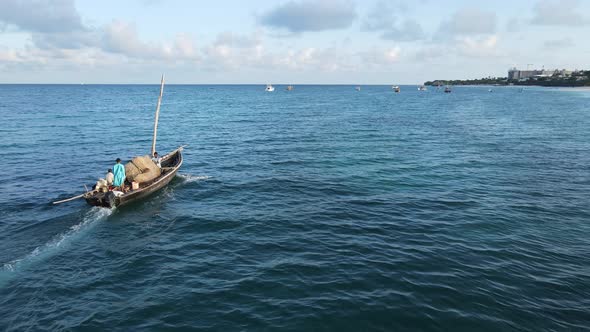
[0, 207, 112, 287]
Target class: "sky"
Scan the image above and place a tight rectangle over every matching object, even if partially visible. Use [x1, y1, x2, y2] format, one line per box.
[0, 0, 589, 84]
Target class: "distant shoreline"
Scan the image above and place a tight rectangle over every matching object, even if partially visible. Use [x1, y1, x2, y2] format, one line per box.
[424, 73, 590, 88]
[450, 85, 590, 89]
[425, 82, 590, 88]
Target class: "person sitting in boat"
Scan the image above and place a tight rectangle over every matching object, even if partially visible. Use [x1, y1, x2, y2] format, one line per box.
[152, 152, 162, 168]
[105, 169, 114, 186]
[112, 158, 126, 191]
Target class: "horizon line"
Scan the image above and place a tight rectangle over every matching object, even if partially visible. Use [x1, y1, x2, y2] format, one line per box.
[0, 83, 426, 86]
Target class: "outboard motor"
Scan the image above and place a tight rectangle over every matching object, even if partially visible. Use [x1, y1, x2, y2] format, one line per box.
[103, 191, 116, 207]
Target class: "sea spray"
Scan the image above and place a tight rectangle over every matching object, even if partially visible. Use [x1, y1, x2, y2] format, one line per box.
[178, 174, 211, 183]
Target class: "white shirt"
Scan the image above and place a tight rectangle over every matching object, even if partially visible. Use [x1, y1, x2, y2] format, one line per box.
[106, 172, 114, 185]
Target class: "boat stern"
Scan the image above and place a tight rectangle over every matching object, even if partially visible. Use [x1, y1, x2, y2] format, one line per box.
[84, 191, 117, 208]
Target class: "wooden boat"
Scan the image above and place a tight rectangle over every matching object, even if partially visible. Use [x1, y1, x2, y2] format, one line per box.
[84, 147, 183, 208]
[54, 75, 184, 208]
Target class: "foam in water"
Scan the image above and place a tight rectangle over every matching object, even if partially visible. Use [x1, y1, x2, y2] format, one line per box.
[178, 174, 211, 183]
[0, 207, 113, 287]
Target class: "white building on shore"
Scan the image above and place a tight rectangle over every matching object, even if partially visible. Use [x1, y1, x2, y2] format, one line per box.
[508, 68, 573, 81]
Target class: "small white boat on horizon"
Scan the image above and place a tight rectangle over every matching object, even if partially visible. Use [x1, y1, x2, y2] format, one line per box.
[418, 85, 427, 91]
[265, 84, 275, 92]
[392, 85, 400, 93]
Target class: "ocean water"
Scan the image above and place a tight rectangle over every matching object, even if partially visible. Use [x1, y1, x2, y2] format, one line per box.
[0, 84, 589, 331]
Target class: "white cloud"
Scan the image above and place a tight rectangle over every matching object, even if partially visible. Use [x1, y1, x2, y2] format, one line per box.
[384, 47, 401, 62]
[359, 47, 401, 66]
[0, 0, 200, 63]
[438, 8, 497, 36]
[380, 19, 425, 41]
[31, 30, 100, 50]
[263, 47, 347, 72]
[457, 35, 499, 57]
[505, 17, 524, 32]
[173, 34, 197, 58]
[260, 0, 357, 32]
[0, 47, 21, 62]
[543, 38, 574, 48]
[412, 34, 502, 61]
[362, 1, 425, 41]
[531, 0, 589, 26]
[413, 45, 447, 61]
[102, 20, 165, 58]
[202, 31, 264, 69]
[213, 31, 262, 49]
[362, 1, 396, 31]
[0, 0, 84, 33]
[431, 7, 500, 59]
[0, 17, 201, 74]
[275, 47, 317, 69]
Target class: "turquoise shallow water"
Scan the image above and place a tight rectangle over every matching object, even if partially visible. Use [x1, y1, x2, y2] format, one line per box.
[0, 84, 589, 331]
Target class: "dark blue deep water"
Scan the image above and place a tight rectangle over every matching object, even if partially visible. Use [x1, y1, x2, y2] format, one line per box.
[0, 84, 589, 331]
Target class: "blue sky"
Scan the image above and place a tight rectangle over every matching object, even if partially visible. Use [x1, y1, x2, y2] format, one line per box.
[0, 0, 588, 83]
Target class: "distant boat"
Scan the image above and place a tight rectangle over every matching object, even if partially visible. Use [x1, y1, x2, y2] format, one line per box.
[488, 88, 493, 92]
[286, 85, 294, 91]
[444, 86, 452, 93]
[418, 85, 427, 91]
[265, 84, 275, 92]
[392, 86, 400, 93]
[355, 86, 361, 91]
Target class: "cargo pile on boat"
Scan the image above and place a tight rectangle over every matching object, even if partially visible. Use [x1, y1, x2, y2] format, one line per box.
[125, 155, 161, 184]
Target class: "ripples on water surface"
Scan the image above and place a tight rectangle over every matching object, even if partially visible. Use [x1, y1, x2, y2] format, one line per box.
[0, 85, 589, 331]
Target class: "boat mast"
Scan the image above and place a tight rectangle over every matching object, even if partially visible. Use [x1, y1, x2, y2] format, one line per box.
[151, 74, 165, 156]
